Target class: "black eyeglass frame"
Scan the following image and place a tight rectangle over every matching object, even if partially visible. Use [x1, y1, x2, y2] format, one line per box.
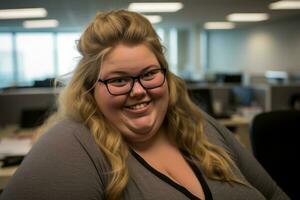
[98, 68, 167, 96]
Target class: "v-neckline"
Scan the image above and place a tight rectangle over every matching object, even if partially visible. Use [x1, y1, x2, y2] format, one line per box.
[130, 149, 213, 200]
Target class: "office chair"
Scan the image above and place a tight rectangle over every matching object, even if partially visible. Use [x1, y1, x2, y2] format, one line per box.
[250, 110, 300, 199]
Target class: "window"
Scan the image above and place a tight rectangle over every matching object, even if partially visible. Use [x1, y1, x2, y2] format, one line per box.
[0, 28, 184, 88]
[57, 33, 81, 76]
[0, 34, 14, 88]
[169, 28, 178, 75]
[16, 33, 55, 85]
[156, 28, 164, 44]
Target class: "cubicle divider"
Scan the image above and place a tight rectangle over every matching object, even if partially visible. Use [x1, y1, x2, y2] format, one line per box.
[187, 84, 268, 118]
[0, 88, 59, 127]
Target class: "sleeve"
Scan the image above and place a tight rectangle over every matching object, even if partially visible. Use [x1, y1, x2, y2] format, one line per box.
[204, 115, 290, 200]
[0, 121, 105, 200]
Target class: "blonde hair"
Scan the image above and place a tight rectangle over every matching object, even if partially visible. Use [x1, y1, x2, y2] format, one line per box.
[45, 10, 243, 199]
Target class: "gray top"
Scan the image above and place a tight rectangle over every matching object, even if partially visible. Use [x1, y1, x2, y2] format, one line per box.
[1, 115, 290, 200]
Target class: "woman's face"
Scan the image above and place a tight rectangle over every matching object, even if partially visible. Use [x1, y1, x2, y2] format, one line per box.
[94, 43, 169, 145]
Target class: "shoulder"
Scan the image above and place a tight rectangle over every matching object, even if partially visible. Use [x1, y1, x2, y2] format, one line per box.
[36, 118, 110, 170]
[28, 118, 111, 180]
[43, 118, 90, 138]
[201, 113, 290, 199]
[1, 119, 109, 199]
[33, 119, 93, 157]
[38, 118, 96, 151]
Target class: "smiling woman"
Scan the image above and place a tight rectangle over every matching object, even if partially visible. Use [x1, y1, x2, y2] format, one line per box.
[94, 43, 169, 143]
[0, 10, 290, 200]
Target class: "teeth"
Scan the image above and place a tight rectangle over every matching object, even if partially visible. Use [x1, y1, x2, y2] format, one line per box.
[129, 103, 148, 110]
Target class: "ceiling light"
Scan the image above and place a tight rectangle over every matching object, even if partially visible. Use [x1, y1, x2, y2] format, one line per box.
[23, 19, 59, 28]
[204, 22, 235, 29]
[227, 13, 269, 22]
[269, 0, 300, 9]
[265, 70, 289, 79]
[128, 2, 183, 12]
[144, 15, 162, 24]
[0, 8, 47, 19]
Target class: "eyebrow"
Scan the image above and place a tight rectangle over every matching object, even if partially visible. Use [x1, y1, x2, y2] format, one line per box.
[102, 65, 160, 78]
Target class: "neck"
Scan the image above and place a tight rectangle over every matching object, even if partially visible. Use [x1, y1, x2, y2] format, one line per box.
[129, 127, 171, 153]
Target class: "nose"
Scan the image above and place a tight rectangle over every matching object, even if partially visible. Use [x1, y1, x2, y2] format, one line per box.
[129, 79, 146, 97]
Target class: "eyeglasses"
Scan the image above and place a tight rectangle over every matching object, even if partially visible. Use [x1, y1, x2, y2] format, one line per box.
[98, 68, 167, 96]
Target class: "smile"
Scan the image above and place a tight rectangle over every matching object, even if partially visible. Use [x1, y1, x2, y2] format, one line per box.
[127, 102, 150, 110]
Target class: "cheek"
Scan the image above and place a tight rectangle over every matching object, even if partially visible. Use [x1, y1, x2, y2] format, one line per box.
[94, 86, 125, 114]
[148, 82, 169, 107]
[152, 82, 169, 98]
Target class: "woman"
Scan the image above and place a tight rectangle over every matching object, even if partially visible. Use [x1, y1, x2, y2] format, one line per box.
[1, 10, 289, 200]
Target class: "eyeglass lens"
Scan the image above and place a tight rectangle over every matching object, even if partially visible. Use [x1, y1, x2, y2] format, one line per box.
[106, 68, 166, 95]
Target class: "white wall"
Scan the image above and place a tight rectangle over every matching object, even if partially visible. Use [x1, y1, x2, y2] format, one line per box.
[177, 28, 203, 80]
[206, 16, 300, 76]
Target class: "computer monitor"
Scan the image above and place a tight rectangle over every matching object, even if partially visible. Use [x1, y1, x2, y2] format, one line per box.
[33, 78, 56, 87]
[215, 73, 242, 84]
[230, 86, 254, 107]
[188, 88, 214, 116]
[20, 108, 50, 128]
[188, 88, 232, 119]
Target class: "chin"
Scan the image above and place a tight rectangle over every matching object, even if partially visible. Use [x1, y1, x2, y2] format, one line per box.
[124, 124, 158, 142]
[127, 116, 156, 133]
[127, 132, 156, 144]
[129, 124, 154, 135]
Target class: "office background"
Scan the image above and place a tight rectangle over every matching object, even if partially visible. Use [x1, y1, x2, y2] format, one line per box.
[1, 0, 300, 87]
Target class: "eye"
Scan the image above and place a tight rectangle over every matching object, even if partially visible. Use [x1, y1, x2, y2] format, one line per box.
[107, 77, 131, 87]
[142, 69, 160, 81]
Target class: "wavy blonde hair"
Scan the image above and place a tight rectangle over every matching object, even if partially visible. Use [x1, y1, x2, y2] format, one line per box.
[46, 10, 244, 199]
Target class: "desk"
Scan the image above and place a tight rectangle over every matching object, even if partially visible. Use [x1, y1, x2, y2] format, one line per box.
[218, 115, 250, 126]
[0, 125, 35, 190]
[0, 166, 17, 189]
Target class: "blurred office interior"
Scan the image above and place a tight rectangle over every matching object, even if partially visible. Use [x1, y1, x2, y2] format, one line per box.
[0, 0, 300, 195]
